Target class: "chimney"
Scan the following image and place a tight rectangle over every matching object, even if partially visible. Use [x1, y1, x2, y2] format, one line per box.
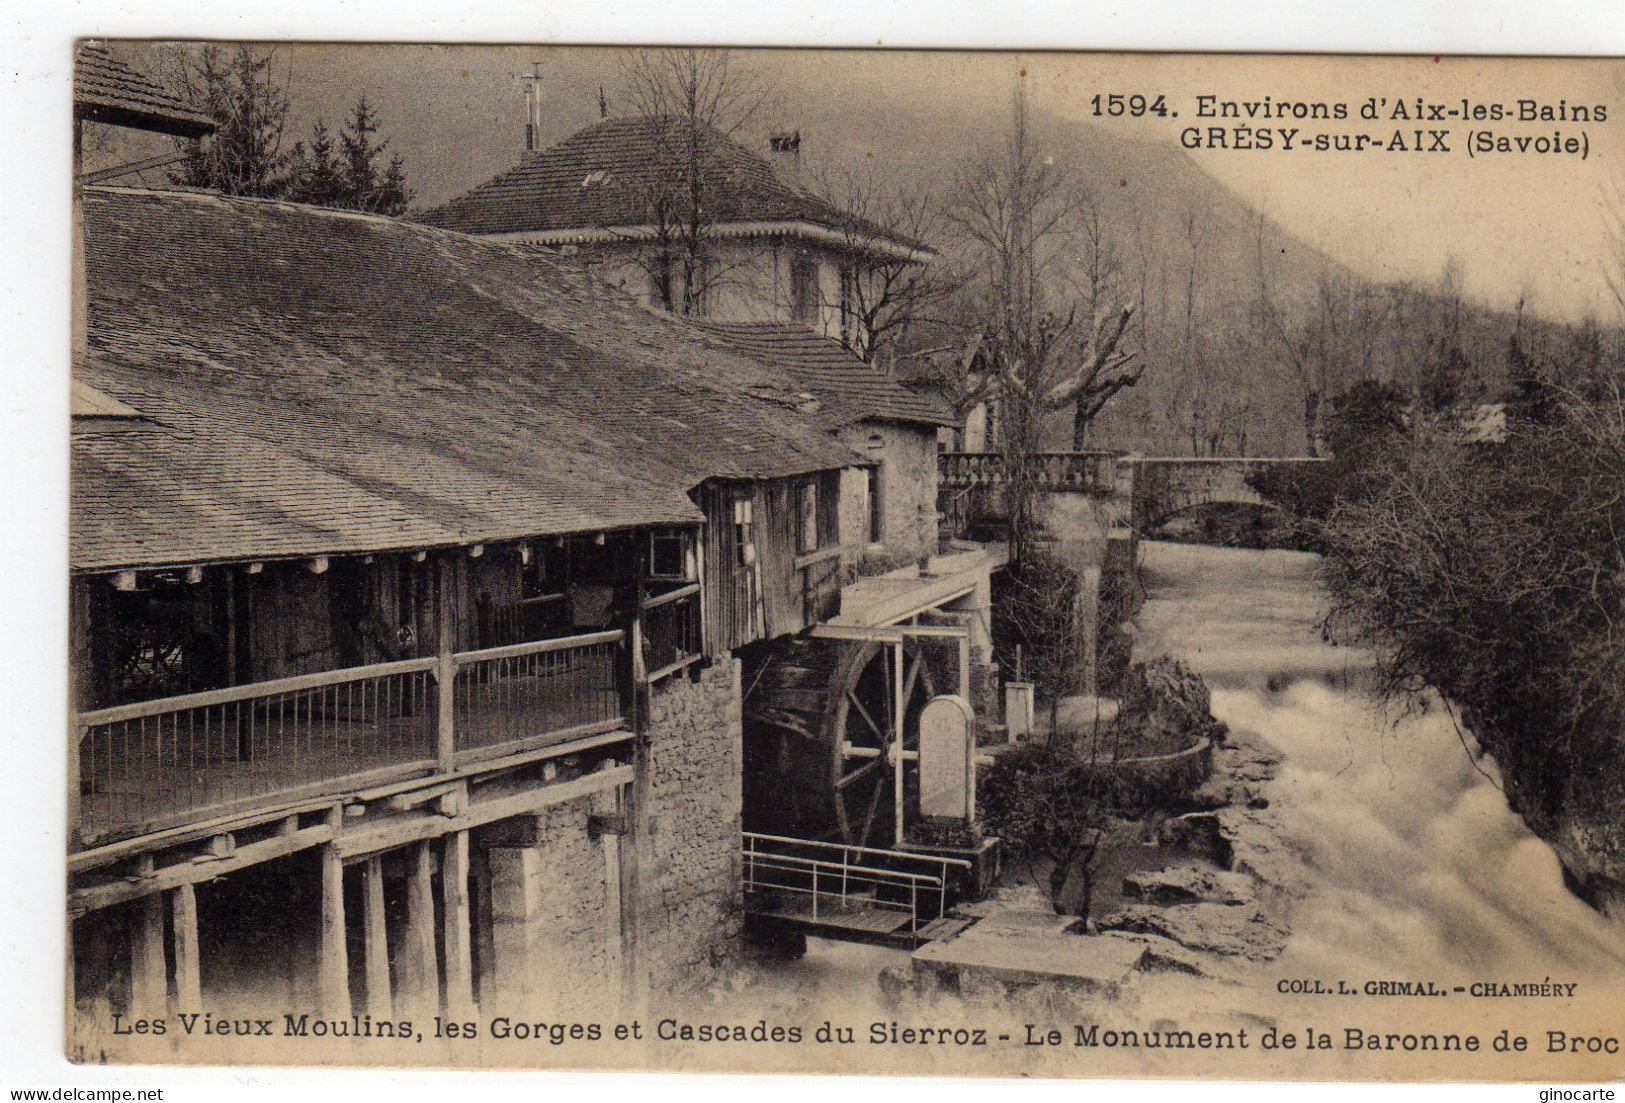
[522, 63, 543, 151]
[768, 131, 802, 187]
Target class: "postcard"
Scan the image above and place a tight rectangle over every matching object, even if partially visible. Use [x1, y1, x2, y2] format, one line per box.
[66, 41, 1625, 1081]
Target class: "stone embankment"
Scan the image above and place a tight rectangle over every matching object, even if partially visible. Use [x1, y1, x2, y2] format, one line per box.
[894, 722, 1298, 1003]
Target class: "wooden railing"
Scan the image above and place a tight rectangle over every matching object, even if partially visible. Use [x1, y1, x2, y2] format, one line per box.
[452, 631, 625, 762]
[639, 583, 703, 683]
[74, 629, 627, 848]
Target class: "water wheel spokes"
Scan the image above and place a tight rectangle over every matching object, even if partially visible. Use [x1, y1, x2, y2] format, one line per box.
[741, 633, 942, 848]
[835, 757, 882, 790]
[844, 689, 885, 746]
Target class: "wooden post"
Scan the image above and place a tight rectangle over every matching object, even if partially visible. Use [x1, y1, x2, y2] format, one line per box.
[399, 841, 437, 1020]
[690, 528, 708, 656]
[471, 851, 496, 1008]
[127, 856, 165, 1018]
[436, 555, 458, 771]
[893, 641, 906, 847]
[362, 856, 391, 1019]
[128, 884, 166, 1019]
[317, 844, 349, 1018]
[170, 884, 202, 1012]
[68, 580, 95, 852]
[628, 611, 649, 733]
[68, 725, 85, 853]
[441, 830, 474, 1018]
[487, 846, 541, 1009]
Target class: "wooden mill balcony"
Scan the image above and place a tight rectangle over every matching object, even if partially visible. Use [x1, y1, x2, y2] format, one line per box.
[72, 627, 641, 850]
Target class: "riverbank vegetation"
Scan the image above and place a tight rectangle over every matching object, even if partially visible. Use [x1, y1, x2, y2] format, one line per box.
[981, 657, 1222, 918]
[1260, 331, 1625, 908]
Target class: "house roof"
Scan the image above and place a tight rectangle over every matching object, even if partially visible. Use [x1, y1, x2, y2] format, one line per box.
[73, 43, 216, 139]
[691, 322, 954, 428]
[75, 186, 865, 573]
[71, 377, 144, 419]
[413, 116, 932, 261]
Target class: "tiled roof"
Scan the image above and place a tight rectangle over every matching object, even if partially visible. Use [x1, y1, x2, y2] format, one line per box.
[413, 117, 930, 259]
[71, 377, 143, 419]
[74, 43, 216, 138]
[75, 186, 865, 572]
[691, 322, 954, 428]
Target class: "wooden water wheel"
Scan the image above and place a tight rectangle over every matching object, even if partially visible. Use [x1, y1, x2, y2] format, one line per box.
[741, 635, 940, 848]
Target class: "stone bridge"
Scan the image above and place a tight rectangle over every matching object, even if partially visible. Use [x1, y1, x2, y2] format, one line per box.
[1123, 456, 1323, 530]
[937, 452, 1324, 543]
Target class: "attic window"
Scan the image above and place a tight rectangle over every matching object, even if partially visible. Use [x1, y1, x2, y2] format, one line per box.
[581, 170, 612, 187]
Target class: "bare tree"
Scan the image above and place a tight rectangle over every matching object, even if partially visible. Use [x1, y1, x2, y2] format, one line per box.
[616, 49, 768, 316]
[944, 77, 1143, 560]
[1255, 213, 1394, 455]
[805, 168, 961, 369]
[1177, 203, 1212, 455]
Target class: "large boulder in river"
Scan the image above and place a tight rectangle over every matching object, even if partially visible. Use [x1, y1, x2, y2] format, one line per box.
[1110, 657, 1225, 750]
[1123, 863, 1256, 906]
[1098, 902, 1288, 961]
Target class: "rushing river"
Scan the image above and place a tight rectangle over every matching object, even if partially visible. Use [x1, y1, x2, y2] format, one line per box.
[1133, 539, 1625, 991]
[725, 540, 1625, 1078]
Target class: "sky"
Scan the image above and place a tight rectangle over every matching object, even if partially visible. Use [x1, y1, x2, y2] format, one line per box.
[98, 44, 1625, 323]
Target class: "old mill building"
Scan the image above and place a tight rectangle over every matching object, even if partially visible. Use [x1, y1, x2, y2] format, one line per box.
[71, 185, 1000, 1034]
[69, 54, 1003, 1045]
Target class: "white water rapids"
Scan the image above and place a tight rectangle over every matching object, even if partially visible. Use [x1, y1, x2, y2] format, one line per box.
[1132, 540, 1625, 988]
[697, 539, 1625, 1078]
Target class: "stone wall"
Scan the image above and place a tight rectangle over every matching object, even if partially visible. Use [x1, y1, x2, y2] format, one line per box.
[838, 422, 940, 561]
[477, 791, 617, 1016]
[638, 656, 745, 997]
[1082, 738, 1214, 810]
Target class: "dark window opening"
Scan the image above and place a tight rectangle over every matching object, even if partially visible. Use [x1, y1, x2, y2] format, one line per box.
[647, 528, 689, 580]
[790, 255, 819, 323]
[867, 467, 883, 544]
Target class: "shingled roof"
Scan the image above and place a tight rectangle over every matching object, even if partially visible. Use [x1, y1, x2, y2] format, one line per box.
[74, 43, 216, 139]
[691, 322, 954, 429]
[413, 116, 931, 261]
[75, 186, 865, 573]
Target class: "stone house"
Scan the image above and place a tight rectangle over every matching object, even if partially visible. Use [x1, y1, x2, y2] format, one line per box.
[414, 115, 955, 565]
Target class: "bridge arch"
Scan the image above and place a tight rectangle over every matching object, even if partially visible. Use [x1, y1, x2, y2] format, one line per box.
[1123, 457, 1322, 533]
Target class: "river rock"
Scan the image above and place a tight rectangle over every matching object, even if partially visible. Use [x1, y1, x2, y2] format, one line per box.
[1112, 658, 1225, 749]
[1189, 735, 1281, 808]
[1122, 863, 1256, 906]
[1097, 902, 1288, 961]
[1158, 811, 1232, 865]
[1097, 931, 1240, 980]
[1215, 806, 1302, 893]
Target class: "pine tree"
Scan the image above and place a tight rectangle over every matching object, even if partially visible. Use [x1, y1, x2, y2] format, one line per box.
[285, 120, 345, 207]
[1506, 326, 1555, 428]
[332, 98, 413, 215]
[1418, 336, 1472, 413]
[280, 99, 413, 215]
[167, 45, 291, 197]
